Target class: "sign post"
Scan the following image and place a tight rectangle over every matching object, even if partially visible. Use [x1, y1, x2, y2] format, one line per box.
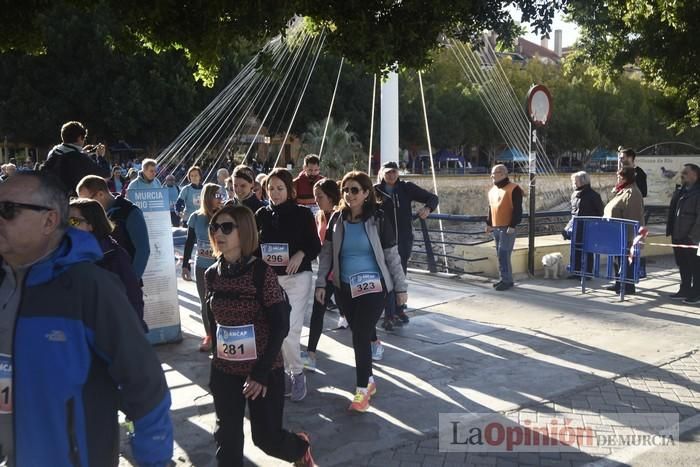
[525, 84, 552, 275]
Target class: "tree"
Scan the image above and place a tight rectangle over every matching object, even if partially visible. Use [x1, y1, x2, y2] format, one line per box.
[302, 117, 364, 179]
[393, 43, 700, 167]
[1, 1, 564, 84]
[0, 2, 257, 155]
[566, 0, 700, 131]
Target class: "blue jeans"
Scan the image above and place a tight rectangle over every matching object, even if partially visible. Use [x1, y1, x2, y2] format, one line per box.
[492, 227, 516, 284]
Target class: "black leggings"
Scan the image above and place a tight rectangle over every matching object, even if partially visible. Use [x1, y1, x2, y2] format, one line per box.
[209, 365, 308, 467]
[195, 266, 210, 335]
[307, 282, 336, 353]
[335, 282, 387, 387]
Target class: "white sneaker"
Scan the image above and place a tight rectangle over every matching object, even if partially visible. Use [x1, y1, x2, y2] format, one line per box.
[338, 315, 349, 329]
[371, 340, 384, 361]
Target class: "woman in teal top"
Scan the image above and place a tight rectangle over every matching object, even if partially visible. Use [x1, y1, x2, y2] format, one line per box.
[182, 182, 224, 351]
[176, 166, 204, 227]
[314, 171, 408, 413]
[340, 222, 381, 282]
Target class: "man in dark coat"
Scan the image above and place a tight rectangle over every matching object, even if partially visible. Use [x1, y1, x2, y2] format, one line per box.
[375, 161, 438, 325]
[41, 121, 111, 195]
[666, 163, 700, 303]
[619, 147, 647, 197]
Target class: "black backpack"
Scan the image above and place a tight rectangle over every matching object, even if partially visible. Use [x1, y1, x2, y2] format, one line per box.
[205, 258, 292, 339]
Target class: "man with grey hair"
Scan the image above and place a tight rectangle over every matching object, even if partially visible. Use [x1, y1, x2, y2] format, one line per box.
[0, 171, 173, 466]
[486, 164, 523, 291]
[565, 171, 604, 278]
[125, 157, 162, 196]
[216, 167, 230, 200]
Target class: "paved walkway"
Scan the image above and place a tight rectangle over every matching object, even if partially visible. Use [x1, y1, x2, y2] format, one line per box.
[357, 350, 700, 466]
[119, 256, 700, 466]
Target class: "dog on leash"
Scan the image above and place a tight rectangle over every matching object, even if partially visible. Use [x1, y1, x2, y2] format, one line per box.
[542, 252, 566, 279]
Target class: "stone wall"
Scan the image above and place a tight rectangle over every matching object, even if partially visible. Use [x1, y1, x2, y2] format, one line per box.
[403, 173, 617, 215]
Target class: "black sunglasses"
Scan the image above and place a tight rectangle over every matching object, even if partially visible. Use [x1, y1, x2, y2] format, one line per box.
[209, 221, 238, 235]
[342, 186, 362, 195]
[0, 201, 53, 220]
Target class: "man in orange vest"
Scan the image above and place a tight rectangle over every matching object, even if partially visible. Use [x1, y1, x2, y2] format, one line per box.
[486, 164, 523, 291]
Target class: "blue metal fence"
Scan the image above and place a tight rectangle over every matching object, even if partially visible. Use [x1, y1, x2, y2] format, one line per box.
[568, 216, 642, 301]
[411, 210, 572, 274]
[411, 206, 667, 278]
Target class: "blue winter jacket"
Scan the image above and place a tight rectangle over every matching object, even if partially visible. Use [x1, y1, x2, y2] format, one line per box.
[125, 172, 162, 196]
[175, 184, 203, 222]
[7, 228, 173, 466]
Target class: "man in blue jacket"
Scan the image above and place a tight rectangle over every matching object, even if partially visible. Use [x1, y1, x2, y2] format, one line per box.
[375, 162, 439, 327]
[0, 172, 172, 466]
[77, 175, 151, 280]
[126, 158, 162, 199]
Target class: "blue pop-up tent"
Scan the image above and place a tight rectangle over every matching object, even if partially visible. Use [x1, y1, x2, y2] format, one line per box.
[434, 149, 466, 168]
[590, 148, 618, 161]
[496, 148, 528, 162]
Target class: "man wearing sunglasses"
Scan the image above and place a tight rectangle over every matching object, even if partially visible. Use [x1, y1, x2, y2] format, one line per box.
[0, 172, 172, 466]
[41, 121, 111, 196]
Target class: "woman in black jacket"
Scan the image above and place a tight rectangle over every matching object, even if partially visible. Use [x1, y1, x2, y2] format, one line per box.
[224, 164, 265, 213]
[565, 171, 604, 277]
[255, 168, 321, 402]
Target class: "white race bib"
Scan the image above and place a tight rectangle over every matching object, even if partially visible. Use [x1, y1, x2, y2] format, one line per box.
[0, 354, 12, 414]
[216, 324, 257, 362]
[197, 241, 214, 259]
[261, 243, 290, 267]
[349, 272, 383, 299]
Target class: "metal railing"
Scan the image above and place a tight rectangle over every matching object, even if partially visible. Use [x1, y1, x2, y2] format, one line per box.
[411, 205, 669, 275]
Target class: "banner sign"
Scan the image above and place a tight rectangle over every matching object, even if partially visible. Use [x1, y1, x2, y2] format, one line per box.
[128, 188, 182, 345]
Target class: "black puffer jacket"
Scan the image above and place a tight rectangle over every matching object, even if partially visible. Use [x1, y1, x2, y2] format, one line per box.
[667, 183, 700, 244]
[563, 184, 604, 239]
[374, 179, 439, 257]
[571, 184, 604, 217]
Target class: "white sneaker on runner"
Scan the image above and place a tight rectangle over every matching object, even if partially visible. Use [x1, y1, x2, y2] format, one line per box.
[371, 340, 384, 361]
[338, 315, 349, 329]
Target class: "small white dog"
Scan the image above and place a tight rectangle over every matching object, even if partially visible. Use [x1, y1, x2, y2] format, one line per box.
[542, 252, 566, 279]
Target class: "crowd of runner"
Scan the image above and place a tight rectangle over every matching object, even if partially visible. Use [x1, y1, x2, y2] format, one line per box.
[2, 119, 698, 466]
[0, 121, 440, 467]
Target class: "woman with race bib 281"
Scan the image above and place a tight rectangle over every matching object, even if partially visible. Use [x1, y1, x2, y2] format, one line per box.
[205, 204, 315, 467]
[315, 171, 407, 412]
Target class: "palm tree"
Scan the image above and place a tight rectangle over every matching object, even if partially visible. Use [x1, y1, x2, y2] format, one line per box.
[302, 117, 365, 179]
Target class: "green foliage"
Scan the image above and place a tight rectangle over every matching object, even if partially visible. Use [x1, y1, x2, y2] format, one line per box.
[302, 117, 364, 179]
[566, 0, 700, 131]
[0, 2, 257, 151]
[395, 44, 700, 165]
[0, 0, 564, 81]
